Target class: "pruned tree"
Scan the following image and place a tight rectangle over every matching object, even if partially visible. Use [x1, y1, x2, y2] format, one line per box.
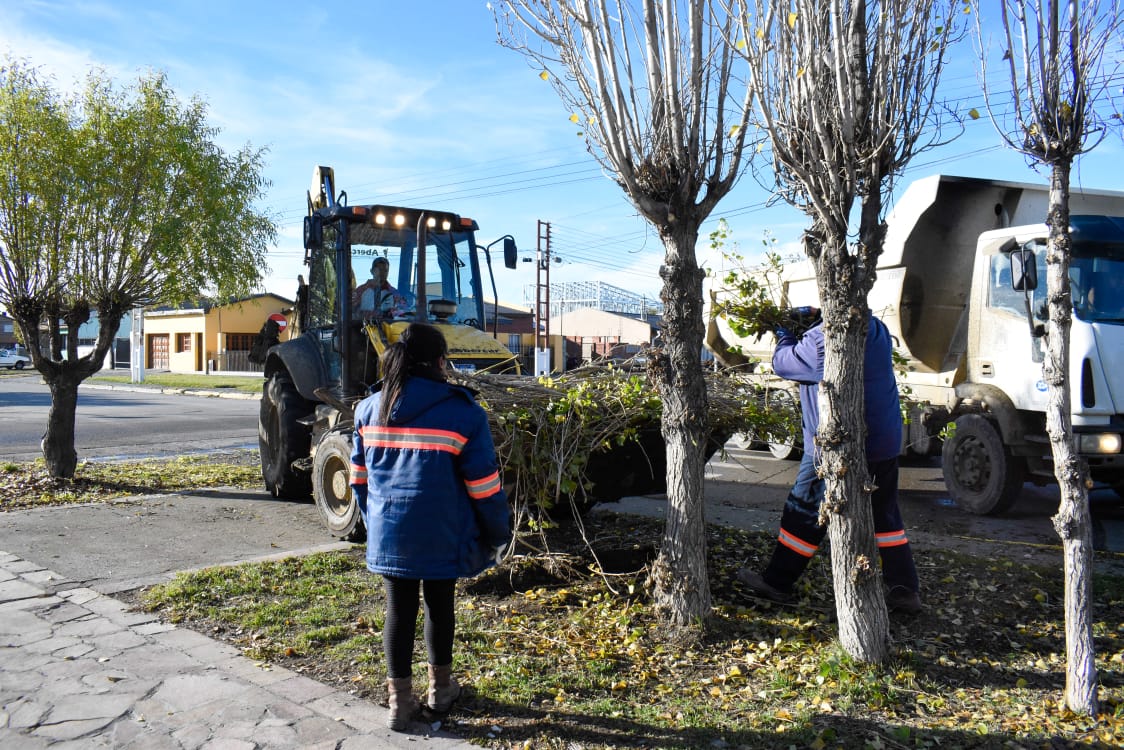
[973, 0, 1124, 715]
[493, 1, 754, 625]
[728, 0, 961, 662]
[0, 59, 275, 478]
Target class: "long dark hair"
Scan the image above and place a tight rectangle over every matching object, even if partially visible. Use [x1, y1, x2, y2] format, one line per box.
[377, 323, 448, 425]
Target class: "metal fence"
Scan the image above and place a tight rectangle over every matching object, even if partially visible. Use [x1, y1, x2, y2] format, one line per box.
[214, 350, 264, 373]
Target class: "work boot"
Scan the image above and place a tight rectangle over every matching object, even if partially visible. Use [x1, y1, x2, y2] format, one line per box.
[386, 677, 419, 731]
[886, 586, 923, 615]
[736, 568, 794, 603]
[427, 663, 462, 713]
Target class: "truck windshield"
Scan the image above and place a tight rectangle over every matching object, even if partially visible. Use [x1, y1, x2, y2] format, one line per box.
[1073, 241, 1124, 323]
[348, 225, 483, 324]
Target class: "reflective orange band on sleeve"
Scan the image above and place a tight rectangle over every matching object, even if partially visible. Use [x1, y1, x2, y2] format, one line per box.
[465, 470, 502, 500]
[350, 463, 367, 485]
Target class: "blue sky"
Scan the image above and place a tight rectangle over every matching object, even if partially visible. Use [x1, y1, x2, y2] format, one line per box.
[3, 1, 1122, 308]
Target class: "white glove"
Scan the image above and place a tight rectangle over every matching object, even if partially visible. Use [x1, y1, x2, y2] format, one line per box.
[493, 544, 507, 565]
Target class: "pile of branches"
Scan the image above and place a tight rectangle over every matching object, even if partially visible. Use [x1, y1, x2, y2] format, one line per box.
[452, 361, 786, 532]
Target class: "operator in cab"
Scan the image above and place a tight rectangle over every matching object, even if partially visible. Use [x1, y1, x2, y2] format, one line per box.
[354, 257, 409, 318]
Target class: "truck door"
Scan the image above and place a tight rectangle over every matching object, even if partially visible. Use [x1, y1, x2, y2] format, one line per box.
[973, 248, 1048, 411]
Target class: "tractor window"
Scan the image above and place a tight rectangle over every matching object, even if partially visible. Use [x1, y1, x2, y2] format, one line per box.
[306, 223, 339, 330]
[348, 226, 484, 325]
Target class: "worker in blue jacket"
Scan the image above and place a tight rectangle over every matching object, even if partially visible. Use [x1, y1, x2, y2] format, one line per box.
[737, 308, 921, 614]
[350, 323, 511, 730]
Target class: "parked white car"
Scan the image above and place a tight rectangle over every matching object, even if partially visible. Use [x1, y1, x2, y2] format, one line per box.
[0, 348, 30, 369]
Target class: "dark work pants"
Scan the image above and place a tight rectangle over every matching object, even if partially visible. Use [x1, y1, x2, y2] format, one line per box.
[382, 576, 457, 679]
[762, 452, 919, 594]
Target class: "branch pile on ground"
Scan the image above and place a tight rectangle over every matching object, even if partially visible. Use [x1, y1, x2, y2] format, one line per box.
[451, 362, 770, 528]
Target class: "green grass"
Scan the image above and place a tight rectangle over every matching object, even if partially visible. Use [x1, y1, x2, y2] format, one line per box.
[0, 453, 262, 510]
[89, 372, 263, 393]
[135, 519, 1124, 749]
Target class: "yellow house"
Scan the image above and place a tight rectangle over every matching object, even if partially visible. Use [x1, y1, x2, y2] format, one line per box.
[143, 294, 294, 373]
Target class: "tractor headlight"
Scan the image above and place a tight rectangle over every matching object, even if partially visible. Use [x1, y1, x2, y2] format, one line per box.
[1078, 433, 1122, 454]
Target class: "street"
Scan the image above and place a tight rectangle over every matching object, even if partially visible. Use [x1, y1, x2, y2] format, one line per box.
[0, 373, 261, 462]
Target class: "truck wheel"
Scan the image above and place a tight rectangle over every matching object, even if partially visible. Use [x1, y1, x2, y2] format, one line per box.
[766, 389, 802, 461]
[941, 413, 1025, 515]
[14, 360, 25, 370]
[259, 372, 313, 499]
[312, 432, 366, 542]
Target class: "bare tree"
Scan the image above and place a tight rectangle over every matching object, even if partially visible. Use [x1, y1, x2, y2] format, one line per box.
[974, 0, 1123, 715]
[729, 0, 961, 662]
[493, 1, 753, 625]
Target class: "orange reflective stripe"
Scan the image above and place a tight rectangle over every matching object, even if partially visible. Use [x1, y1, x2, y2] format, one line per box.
[358, 425, 467, 455]
[777, 529, 817, 558]
[465, 470, 501, 500]
[876, 530, 909, 547]
[351, 463, 367, 485]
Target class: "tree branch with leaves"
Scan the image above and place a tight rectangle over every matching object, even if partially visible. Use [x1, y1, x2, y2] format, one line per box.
[0, 58, 275, 478]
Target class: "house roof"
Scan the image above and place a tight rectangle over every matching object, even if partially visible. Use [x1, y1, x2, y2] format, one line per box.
[146, 293, 294, 317]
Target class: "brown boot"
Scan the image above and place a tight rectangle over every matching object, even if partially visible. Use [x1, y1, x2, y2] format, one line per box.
[386, 677, 419, 731]
[427, 663, 462, 712]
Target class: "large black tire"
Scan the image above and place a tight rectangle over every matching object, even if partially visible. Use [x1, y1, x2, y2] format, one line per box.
[259, 372, 313, 499]
[14, 360, 25, 370]
[311, 431, 365, 542]
[941, 413, 1025, 515]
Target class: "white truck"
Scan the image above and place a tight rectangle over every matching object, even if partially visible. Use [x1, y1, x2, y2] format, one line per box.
[707, 174, 1124, 514]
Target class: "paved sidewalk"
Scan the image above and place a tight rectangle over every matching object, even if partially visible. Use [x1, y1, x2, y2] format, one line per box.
[0, 552, 473, 749]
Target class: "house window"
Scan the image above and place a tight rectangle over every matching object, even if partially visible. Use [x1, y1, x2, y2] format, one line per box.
[507, 334, 521, 353]
[176, 333, 192, 353]
[226, 333, 256, 351]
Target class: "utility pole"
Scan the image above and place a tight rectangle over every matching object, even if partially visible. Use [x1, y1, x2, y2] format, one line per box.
[534, 220, 552, 375]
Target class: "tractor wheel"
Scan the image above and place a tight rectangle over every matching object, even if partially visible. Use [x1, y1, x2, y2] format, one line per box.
[259, 371, 313, 499]
[312, 431, 366, 542]
[941, 413, 1025, 515]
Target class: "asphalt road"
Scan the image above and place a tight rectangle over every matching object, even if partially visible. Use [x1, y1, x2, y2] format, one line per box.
[0, 372, 261, 461]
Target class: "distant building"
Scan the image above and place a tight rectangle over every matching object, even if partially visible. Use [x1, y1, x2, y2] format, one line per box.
[144, 294, 293, 373]
[0, 312, 18, 349]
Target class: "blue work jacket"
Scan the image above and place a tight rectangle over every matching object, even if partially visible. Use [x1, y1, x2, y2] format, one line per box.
[350, 376, 511, 580]
[772, 316, 902, 461]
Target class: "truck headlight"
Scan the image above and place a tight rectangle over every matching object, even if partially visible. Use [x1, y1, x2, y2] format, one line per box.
[1078, 433, 1122, 454]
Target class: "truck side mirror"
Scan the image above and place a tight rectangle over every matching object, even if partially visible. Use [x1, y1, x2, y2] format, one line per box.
[503, 236, 518, 270]
[303, 215, 322, 250]
[1011, 246, 1038, 292]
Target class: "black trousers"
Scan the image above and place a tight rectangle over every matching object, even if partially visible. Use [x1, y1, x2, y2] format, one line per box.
[762, 453, 919, 593]
[382, 576, 456, 679]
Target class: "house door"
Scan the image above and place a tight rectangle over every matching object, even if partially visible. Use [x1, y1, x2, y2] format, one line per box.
[149, 334, 169, 370]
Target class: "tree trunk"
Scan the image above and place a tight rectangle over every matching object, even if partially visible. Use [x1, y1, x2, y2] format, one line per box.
[815, 246, 890, 664]
[649, 224, 712, 626]
[43, 373, 82, 478]
[1043, 160, 1098, 715]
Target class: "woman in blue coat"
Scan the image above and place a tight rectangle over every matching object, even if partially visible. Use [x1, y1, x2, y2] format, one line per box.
[350, 323, 511, 730]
